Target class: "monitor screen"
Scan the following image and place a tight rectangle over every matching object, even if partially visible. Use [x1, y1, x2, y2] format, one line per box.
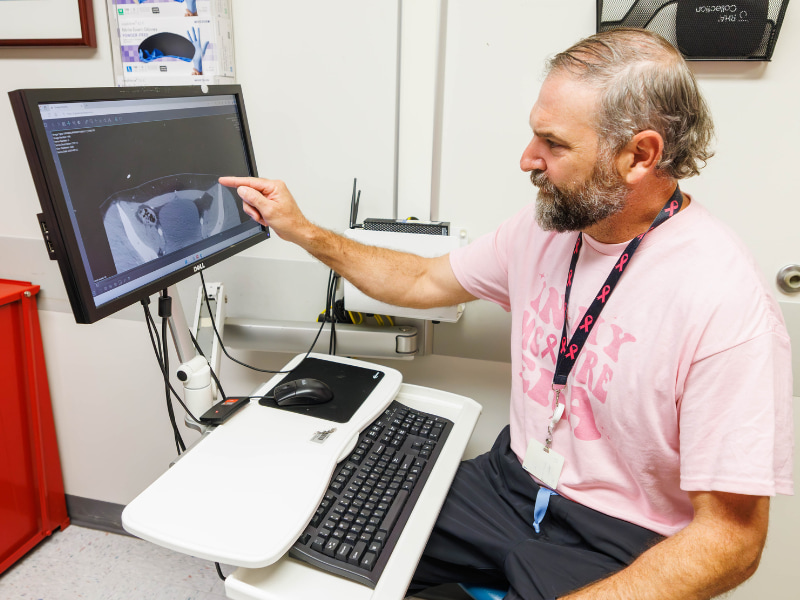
[10, 85, 267, 324]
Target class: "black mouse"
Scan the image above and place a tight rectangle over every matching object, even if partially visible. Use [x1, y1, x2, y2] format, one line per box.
[271, 378, 334, 407]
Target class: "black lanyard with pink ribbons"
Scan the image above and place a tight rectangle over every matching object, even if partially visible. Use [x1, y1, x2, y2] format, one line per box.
[553, 185, 683, 388]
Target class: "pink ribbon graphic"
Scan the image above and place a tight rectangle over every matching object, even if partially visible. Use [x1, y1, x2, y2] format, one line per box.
[597, 284, 611, 303]
[615, 253, 629, 273]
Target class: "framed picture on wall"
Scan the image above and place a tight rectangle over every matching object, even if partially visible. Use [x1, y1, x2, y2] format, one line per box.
[0, 0, 96, 47]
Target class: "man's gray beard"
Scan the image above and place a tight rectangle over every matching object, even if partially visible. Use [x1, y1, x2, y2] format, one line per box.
[532, 160, 629, 233]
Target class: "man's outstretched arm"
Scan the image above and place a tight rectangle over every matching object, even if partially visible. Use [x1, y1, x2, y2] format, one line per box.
[563, 491, 769, 600]
[219, 176, 476, 310]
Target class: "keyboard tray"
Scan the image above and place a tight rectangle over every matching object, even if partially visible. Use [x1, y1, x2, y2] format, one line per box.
[121, 353, 402, 568]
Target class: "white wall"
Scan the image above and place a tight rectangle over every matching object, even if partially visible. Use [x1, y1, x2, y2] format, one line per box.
[0, 0, 797, 597]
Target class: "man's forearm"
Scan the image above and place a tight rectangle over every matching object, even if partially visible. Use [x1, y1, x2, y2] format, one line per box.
[562, 493, 769, 600]
[563, 525, 758, 599]
[297, 224, 440, 309]
[220, 176, 474, 310]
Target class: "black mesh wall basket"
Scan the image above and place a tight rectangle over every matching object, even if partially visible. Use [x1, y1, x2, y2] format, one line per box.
[597, 1, 791, 60]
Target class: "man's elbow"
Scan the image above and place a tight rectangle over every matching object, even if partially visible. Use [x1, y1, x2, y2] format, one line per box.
[736, 542, 764, 584]
[737, 531, 766, 583]
[691, 491, 771, 593]
[724, 504, 769, 588]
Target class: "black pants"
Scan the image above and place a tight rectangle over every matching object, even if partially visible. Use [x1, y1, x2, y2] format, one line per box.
[408, 426, 664, 600]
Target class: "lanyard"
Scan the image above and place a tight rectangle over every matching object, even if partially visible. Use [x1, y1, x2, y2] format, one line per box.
[543, 186, 682, 453]
[553, 185, 683, 388]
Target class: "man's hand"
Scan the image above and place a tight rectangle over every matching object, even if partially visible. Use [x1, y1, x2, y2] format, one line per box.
[562, 491, 769, 600]
[218, 177, 313, 245]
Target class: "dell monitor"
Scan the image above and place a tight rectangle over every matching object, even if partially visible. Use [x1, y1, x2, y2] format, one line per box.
[9, 85, 267, 324]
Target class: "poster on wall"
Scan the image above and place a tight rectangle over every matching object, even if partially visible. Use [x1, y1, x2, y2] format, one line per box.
[0, 0, 96, 47]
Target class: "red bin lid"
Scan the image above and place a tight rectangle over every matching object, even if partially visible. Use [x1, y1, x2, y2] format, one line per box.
[0, 279, 40, 306]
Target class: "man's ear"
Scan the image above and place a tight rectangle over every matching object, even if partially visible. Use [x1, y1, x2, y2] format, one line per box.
[615, 130, 664, 184]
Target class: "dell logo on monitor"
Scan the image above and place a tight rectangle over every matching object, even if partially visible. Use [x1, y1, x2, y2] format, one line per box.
[193, 263, 206, 273]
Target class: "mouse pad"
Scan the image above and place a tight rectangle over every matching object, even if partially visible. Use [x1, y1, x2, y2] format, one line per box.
[259, 357, 386, 423]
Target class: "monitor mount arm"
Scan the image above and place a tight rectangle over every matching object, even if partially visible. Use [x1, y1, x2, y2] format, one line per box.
[165, 285, 215, 432]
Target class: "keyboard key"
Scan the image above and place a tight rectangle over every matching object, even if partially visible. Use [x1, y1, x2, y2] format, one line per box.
[323, 538, 340, 557]
[311, 508, 326, 527]
[360, 551, 377, 571]
[379, 489, 410, 535]
[348, 541, 367, 566]
[336, 543, 352, 561]
[311, 537, 326, 552]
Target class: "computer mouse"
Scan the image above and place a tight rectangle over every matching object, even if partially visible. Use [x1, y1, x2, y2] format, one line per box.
[272, 378, 334, 407]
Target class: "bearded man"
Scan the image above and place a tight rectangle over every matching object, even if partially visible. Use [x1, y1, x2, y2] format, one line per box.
[221, 28, 793, 600]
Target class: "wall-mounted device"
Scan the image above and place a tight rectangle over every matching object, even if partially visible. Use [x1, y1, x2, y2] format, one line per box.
[362, 218, 450, 236]
[597, 0, 790, 61]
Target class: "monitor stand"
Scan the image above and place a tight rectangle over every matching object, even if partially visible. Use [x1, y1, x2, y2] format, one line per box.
[165, 284, 213, 430]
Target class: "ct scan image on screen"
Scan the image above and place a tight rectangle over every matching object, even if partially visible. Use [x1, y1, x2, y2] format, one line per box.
[101, 174, 243, 274]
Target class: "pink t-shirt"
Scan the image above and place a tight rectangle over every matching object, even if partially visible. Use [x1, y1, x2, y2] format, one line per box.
[450, 198, 794, 536]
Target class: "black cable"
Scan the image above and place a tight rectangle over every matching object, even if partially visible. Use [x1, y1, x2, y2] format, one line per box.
[143, 300, 163, 366]
[159, 292, 185, 454]
[327, 272, 338, 355]
[197, 270, 329, 374]
[144, 297, 225, 420]
[141, 299, 202, 435]
[305, 272, 335, 357]
[215, 562, 226, 581]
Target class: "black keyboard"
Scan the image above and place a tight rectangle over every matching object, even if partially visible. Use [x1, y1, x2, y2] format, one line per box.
[289, 400, 453, 587]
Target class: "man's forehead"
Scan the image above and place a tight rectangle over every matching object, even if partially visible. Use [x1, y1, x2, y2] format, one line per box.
[529, 74, 600, 137]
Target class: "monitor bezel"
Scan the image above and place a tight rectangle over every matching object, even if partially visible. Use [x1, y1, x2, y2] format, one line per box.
[9, 84, 267, 324]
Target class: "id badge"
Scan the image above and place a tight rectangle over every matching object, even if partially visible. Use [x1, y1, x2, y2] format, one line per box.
[522, 439, 564, 489]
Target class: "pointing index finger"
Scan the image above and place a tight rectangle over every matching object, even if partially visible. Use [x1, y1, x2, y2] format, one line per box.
[218, 176, 276, 195]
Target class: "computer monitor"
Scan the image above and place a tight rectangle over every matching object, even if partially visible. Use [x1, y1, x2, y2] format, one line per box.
[9, 85, 267, 324]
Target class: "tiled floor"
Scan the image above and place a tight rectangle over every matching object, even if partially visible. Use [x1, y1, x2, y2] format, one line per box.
[0, 526, 230, 600]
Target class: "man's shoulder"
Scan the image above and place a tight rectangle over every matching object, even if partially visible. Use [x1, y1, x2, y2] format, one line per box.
[664, 199, 787, 342]
[657, 199, 761, 270]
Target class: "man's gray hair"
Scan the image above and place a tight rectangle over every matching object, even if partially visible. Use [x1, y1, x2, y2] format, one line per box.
[546, 28, 714, 179]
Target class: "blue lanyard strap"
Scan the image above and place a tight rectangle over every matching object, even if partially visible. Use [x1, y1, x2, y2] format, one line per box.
[553, 186, 683, 387]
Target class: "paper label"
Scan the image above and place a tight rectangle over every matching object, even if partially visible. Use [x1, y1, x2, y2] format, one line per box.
[310, 428, 336, 444]
[522, 439, 565, 489]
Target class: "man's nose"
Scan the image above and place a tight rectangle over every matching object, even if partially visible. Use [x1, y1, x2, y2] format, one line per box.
[520, 138, 546, 172]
